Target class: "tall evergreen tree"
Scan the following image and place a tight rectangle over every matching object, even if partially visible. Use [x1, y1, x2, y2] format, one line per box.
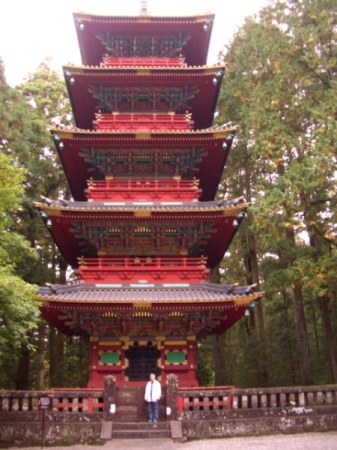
[216, 0, 337, 386]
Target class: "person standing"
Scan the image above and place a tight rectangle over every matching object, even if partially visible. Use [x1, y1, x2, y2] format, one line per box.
[144, 373, 161, 422]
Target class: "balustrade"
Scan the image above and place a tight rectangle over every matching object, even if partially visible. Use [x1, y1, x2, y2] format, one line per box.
[102, 57, 185, 68]
[77, 255, 209, 283]
[85, 178, 200, 202]
[178, 385, 337, 413]
[0, 383, 336, 420]
[0, 390, 103, 413]
[93, 112, 193, 132]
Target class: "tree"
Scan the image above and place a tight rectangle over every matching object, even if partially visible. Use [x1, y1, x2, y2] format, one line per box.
[216, 0, 337, 385]
[0, 57, 83, 389]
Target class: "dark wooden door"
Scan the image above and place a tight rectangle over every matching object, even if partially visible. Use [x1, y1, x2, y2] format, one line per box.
[125, 344, 160, 381]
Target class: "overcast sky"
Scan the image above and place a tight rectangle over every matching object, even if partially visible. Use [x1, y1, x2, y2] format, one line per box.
[0, 0, 269, 87]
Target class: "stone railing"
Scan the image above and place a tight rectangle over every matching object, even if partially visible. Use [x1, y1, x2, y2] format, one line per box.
[0, 389, 104, 413]
[178, 384, 337, 415]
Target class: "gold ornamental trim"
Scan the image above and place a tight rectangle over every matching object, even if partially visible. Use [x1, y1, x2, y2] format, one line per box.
[134, 210, 152, 217]
[135, 132, 152, 139]
[133, 302, 152, 308]
[233, 293, 264, 306]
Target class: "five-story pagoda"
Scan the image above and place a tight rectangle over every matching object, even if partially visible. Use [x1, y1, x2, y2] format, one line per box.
[35, 8, 263, 388]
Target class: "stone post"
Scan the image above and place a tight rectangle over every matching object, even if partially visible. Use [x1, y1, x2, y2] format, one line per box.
[103, 375, 116, 419]
[166, 373, 179, 420]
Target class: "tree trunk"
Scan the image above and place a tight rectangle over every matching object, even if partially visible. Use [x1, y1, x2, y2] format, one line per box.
[245, 172, 270, 386]
[49, 325, 56, 387]
[320, 295, 337, 383]
[49, 326, 65, 387]
[285, 227, 313, 385]
[248, 232, 270, 387]
[35, 322, 47, 389]
[17, 346, 30, 390]
[209, 266, 227, 385]
[212, 335, 227, 385]
[54, 331, 65, 387]
[292, 283, 314, 385]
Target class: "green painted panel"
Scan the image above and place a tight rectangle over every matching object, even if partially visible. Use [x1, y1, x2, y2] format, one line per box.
[167, 351, 185, 364]
[101, 352, 119, 364]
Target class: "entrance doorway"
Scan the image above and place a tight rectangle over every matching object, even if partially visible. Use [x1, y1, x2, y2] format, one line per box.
[125, 342, 161, 381]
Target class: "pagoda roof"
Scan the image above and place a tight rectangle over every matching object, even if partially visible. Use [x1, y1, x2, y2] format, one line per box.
[38, 282, 263, 337]
[34, 197, 248, 269]
[38, 281, 262, 304]
[51, 126, 236, 202]
[37, 197, 246, 213]
[63, 65, 225, 129]
[73, 12, 215, 67]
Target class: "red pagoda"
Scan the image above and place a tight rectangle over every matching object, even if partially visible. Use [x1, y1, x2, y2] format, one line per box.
[35, 9, 263, 388]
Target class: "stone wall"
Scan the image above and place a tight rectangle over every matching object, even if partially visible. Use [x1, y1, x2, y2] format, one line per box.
[180, 407, 337, 439]
[1, 381, 337, 445]
[0, 412, 102, 447]
[178, 384, 337, 439]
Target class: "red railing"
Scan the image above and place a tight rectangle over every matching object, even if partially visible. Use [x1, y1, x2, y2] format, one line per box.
[102, 56, 185, 67]
[85, 178, 200, 202]
[93, 112, 193, 131]
[77, 256, 209, 283]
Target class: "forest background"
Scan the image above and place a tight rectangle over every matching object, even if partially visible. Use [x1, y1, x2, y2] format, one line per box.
[0, 0, 336, 389]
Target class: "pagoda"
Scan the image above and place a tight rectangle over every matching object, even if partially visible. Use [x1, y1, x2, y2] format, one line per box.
[35, 9, 263, 388]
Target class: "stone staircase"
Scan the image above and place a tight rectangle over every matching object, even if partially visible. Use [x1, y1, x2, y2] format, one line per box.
[111, 422, 171, 439]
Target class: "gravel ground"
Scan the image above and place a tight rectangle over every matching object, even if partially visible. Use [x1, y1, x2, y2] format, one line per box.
[11, 432, 337, 450]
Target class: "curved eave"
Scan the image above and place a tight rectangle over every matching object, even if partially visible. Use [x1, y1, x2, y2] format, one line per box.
[50, 126, 236, 137]
[63, 67, 224, 130]
[37, 281, 263, 305]
[38, 292, 263, 306]
[73, 12, 215, 20]
[63, 64, 225, 72]
[34, 199, 247, 268]
[50, 126, 237, 202]
[38, 286, 263, 337]
[73, 12, 215, 67]
[34, 200, 249, 215]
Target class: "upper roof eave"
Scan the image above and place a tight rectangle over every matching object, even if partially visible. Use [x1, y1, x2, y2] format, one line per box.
[73, 11, 215, 21]
[49, 125, 238, 138]
[37, 280, 263, 305]
[62, 63, 225, 72]
[34, 197, 250, 215]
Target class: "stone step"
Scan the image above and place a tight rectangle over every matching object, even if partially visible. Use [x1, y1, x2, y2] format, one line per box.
[113, 421, 170, 431]
[112, 429, 171, 439]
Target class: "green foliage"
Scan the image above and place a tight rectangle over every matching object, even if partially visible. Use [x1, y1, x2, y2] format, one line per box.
[0, 149, 38, 352]
[196, 337, 214, 386]
[0, 57, 77, 388]
[205, 0, 337, 387]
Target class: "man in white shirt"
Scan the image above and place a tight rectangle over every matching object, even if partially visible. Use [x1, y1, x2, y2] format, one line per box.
[144, 373, 161, 422]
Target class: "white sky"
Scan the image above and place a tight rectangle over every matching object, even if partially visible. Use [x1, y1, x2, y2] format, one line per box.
[0, 0, 269, 87]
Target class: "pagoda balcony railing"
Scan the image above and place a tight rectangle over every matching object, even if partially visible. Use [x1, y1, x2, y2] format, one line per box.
[86, 178, 200, 202]
[102, 56, 186, 67]
[93, 112, 193, 131]
[77, 256, 209, 283]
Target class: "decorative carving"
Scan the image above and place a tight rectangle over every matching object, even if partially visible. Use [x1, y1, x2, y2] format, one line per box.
[96, 32, 191, 58]
[79, 147, 205, 180]
[88, 85, 199, 114]
[69, 221, 215, 257]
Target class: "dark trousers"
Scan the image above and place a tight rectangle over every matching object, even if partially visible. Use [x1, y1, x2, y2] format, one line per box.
[148, 401, 159, 421]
